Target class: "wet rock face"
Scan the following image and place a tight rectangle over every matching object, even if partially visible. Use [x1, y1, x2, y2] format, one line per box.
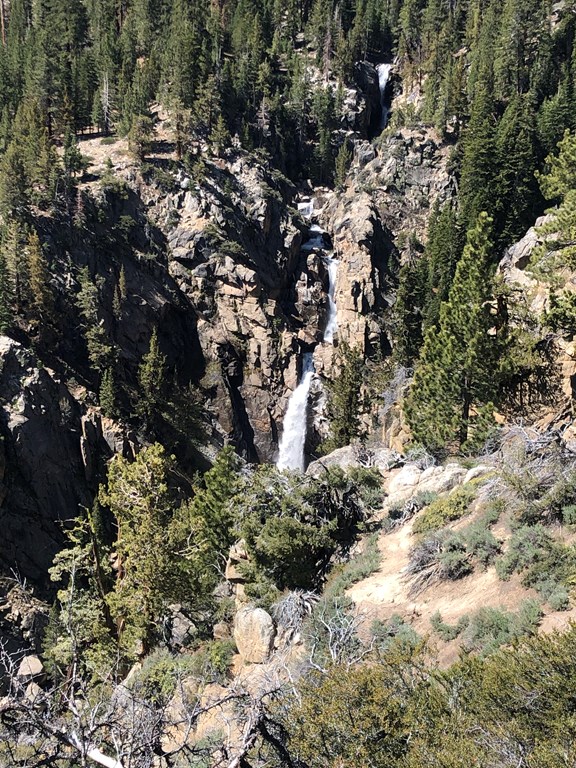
[325, 190, 395, 355]
[325, 127, 454, 358]
[139, 153, 305, 462]
[0, 338, 111, 583]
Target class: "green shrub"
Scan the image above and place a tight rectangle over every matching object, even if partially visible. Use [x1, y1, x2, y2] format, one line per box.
[371, 614, 421, 651]
[463, 600, 542, 655]
[465, 524, 501, 567]
[495, 525, 553, 580]
[413, 485, 476, 535]
[349, 467, 385, 511]
[439, 548, 473, 580]
[534, 578, 570, 611]
[430, 611, 469, 641]
[562, 504, 576, 525]
[325, 533, 381, 599]
[170, 639, 237, 685]
[438, 535, 473, 579]
[511, 599, 544, 636]
[547, 587, 571, 611]
[235, 466, 365, 593]
[129, 649, 198, 704]
[387, 490, 438, 529]
[483, 498, 505, 525]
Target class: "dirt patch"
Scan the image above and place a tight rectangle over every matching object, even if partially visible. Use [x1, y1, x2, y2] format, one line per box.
[347, 506, 574, 665]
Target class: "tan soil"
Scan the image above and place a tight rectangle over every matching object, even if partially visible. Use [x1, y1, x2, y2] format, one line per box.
[348, 506, 576, 666]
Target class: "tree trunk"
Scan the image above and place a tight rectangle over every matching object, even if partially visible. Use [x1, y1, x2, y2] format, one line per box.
[0, 0, 6, 45]
[459, 376, 471, 446]
[0, 0, 5, 47]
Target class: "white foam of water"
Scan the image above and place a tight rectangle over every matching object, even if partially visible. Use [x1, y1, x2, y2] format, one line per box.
[323, 256, 338, 343]
[302, 224, 325, 251]
[277, 353, 315, 471]
[376, 63, 393, 129]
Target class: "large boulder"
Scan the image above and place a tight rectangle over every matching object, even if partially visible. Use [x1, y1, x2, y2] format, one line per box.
[16, 655, 44, 682]
[233, 607, 276, 664]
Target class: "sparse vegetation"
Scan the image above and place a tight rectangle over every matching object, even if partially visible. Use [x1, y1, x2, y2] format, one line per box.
[412, 485, 477, 535]
[462, 600, 543, 656]
[430, 611, 469, 641]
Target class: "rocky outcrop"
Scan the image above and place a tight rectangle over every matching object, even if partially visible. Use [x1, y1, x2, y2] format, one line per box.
[498, 215, 576, 421]
[137, 149, 309, 461]
[233, 606, 276, 664]
[0, 338, 114, 582]
[325, 127, 454, 357]
[16, 655, 45, 682]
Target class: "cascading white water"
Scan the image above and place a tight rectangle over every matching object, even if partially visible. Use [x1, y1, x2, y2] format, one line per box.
[297, 200, 314, 218]
[376, 63, 392, 129]
[276, 353, 315, 471]
[277, 201, 339, 471]
[323, 256, 338, 343]
[302, 223, 325, 251]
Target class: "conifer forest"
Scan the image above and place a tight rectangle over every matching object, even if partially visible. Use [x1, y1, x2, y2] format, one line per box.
[3, 0, 576, 765]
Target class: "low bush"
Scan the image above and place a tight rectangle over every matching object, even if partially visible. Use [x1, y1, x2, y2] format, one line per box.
[347, 467, 385, 511]
[462, 599, 543, 655]
[430, 611, 469, 641]
[465, 523, 501, 568]
[324, 533, 381, 599]
[438, 535, 473, 579]
[387, 490, 438, 529]
[533, 578, 570, 611]
[371, 614, 421, 651]
[562, 504, 576, 525]
[413, 485, 476, 535]
[495, 525, 553, 580]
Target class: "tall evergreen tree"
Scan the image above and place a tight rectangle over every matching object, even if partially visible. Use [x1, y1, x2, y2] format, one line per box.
[495, 93, 542, 249]
[137, 327, 167, 428]
[422, 202, 463, 330]
[26, 230, 54, 322]
[405, 213, 498, 453]
[458, 84, 497, 232]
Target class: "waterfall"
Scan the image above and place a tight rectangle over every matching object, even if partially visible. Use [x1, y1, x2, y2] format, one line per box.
[277, 200, 339, 471]
[297, 200, 314, 218]
[276, 353, 315, 471]
[302, 224, 325, 251]
[376, 63, 392, 129]
[323, 256, 338, 343]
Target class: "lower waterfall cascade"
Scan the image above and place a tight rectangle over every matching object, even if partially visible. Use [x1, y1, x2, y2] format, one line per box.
[376, 62, 393, 129]
[276, 201, 338, 471]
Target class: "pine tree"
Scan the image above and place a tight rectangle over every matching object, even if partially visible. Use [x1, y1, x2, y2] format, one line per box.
[209, 113, 230, 156]
[0, 252, 10, 334]
[99, 366, 118, 419]
[128, 113, 153, 162]
[534, 129, 576, 270]
[75, 266, 114, 372]
[26, 230, 54, 322]
[99, 443, 184, 655]
[136, 327, 167, 428]
[334, 140, 352, 191]
[495, 94, 541, 249]
[171, 445, 241, 596]
[392, 256, 428, 366]
[322, 343, 364, 453]
[405, 213, 498, 454]
[0, 143, 29, 218]
[422, 202, 463, 330]
[458, 84, 497, 231]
